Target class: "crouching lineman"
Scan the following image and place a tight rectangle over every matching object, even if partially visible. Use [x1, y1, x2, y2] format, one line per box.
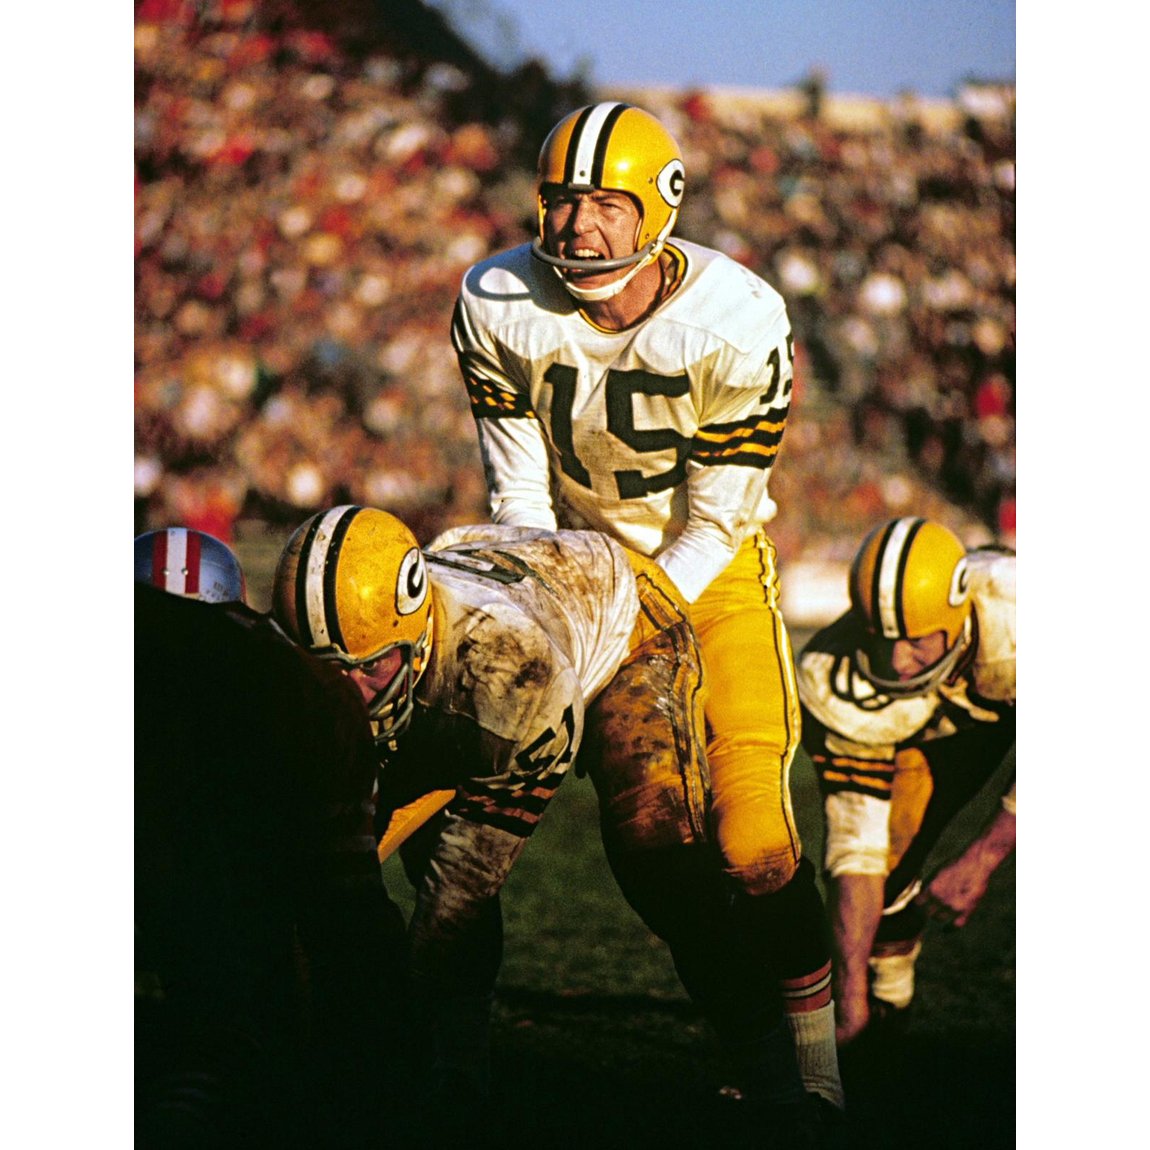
[135, 528, 407, 1148]
[273, 507, 838, 1143]
[796, 517, 1016, 1046]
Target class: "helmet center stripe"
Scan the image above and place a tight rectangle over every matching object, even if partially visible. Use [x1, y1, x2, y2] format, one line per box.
[590, 102, 629, 186]
[151, 528, 169, 591]
[322, 506, 358, 652]
[567, 101, 626, 187]
[877, 517, 922, 637]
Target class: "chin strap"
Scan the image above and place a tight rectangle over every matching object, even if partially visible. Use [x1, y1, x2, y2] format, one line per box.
[531, 210, 677, 303]
[552, 246, 662, 302]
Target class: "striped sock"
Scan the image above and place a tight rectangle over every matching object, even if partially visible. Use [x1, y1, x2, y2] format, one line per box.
[781, 963, 845, 1111]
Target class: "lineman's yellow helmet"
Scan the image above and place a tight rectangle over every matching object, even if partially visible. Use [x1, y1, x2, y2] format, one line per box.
[273, 505, 433, 742]
[533, 102, 685, 291]
[848, 517, 972, 695]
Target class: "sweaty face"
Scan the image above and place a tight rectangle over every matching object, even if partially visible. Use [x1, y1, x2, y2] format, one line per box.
[344, 646, 405, 711]
[542, 187, 642, 286]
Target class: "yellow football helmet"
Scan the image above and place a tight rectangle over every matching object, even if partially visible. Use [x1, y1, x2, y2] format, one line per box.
[272, 505, 433, 742]
[848, 517, 972, 695]
[533, 102, 685, 293]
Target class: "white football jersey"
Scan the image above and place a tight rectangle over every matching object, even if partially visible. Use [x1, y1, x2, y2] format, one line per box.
[453, 239, 795, 602]
[414, 525, 639, 780]
[797, 548, 1016, 761]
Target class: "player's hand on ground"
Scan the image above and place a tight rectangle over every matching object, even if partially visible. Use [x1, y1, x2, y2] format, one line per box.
[916, 857, 990, 927]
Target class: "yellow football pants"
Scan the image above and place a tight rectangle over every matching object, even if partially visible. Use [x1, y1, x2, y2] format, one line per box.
[584, 532, 804, 897]
[690, 530, 803, 895]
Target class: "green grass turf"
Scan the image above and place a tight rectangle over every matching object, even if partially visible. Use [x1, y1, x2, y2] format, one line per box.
[382, 745, 1015, 1148]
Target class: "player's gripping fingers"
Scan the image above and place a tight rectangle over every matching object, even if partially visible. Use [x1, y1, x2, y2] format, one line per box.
[914, 887, 961, 929]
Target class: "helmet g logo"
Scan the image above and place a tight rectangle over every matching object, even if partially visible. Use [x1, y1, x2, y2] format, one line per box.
[656, 158, 685, 208]
[948, 557, 971, 608]
[397, 548, 428, 615]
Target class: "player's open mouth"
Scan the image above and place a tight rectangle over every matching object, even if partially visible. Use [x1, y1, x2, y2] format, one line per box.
[565, 248, 612, 277]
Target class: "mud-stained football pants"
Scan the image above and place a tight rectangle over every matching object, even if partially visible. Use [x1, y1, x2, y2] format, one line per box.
[583, 536, 833, 1047]
[587, 532, 807, 882]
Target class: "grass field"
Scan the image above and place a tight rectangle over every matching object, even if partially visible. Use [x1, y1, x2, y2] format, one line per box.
[235, 529, 1016, 1149]
[376, 748, 1015, 1149]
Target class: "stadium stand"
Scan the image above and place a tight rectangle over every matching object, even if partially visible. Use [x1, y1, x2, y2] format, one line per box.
[134, 1, 1014, 620]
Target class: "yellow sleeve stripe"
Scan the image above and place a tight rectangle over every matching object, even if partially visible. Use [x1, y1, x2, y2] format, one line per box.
[820, 768, 894, 795]
[462, 371, 535, 420]
[694, 416, 788, 444]
[693, 409, 789, 468]
[814, 753, 895, 799]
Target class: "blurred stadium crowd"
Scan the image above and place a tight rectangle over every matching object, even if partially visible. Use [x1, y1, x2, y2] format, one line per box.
[134, 0, 1015, 567]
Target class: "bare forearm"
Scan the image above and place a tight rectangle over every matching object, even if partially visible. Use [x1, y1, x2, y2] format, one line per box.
[964, 806, 1016, 871]
[829, 872, 885, 1042]
[921, 808, 1016, 927]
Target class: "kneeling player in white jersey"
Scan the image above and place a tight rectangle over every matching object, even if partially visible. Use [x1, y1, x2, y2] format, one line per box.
[273, 507, 831, 1141]
[796, 518, 1016, 1046]
[452, 101, 843, 1125]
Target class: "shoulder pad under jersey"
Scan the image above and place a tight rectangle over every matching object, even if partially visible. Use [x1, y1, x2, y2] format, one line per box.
[967, 549, 1016, 703]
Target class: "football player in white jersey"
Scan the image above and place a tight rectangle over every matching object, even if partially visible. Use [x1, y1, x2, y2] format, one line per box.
[796, 518, 1016, 1046]
[273, 506, 840, 1142]
[273, 511, 702, 1113]
[452, 102, 843, 1121]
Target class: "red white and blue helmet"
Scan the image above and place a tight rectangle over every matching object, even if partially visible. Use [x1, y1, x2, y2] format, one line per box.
[134, 528, 246, 604]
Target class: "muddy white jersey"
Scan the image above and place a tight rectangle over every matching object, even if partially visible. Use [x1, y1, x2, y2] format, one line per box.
[797, 549, 1016, 762]
[452, 239, 794, 602]
[413, 525, 639, 783]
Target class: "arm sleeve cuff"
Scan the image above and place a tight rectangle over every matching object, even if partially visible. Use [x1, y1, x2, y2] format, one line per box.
[656, 529, 738, 604]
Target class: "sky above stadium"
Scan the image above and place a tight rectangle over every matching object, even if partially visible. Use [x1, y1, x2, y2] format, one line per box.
[427, 0, 1016, 99]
